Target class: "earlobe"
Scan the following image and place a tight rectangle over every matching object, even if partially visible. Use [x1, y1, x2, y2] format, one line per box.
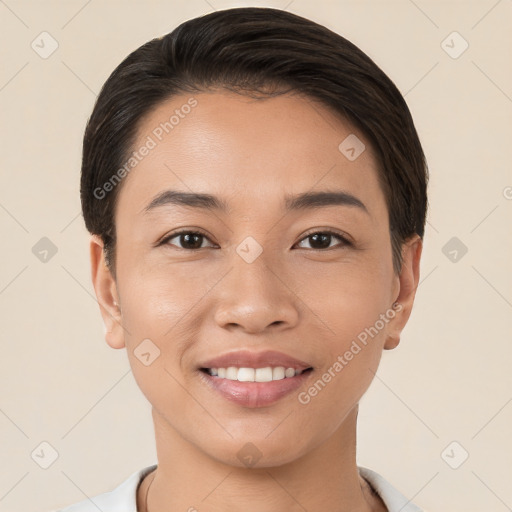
[89, 235, 126, 350]
[384, 335, 400, 350]
[383, 302, 402, 350]
[383, 235, 423, 350]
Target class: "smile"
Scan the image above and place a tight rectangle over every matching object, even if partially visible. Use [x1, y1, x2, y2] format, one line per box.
[201, 366, 312, 382]
[199, 367, 314, 408]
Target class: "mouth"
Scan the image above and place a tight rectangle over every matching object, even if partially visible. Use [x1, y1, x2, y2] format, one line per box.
[196, 349, 315, 407]
[198, 365, 314, 408]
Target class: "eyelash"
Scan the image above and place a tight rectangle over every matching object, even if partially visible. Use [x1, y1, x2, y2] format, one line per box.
[158, 228, 353, 251]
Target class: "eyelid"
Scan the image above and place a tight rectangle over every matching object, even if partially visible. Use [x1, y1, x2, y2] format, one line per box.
[295, 229, 353, 250]
[157, 228, 216, 248]
[298, 227, 353, 245]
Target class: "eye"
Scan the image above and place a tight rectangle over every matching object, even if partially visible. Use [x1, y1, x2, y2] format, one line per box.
[159, 229, 352, 251]
[160, 230, 216, 250]
[295, 230, 352, 250]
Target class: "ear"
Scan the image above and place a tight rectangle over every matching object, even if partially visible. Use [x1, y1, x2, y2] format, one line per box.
[89, 235, 125, 349]
[384, 234, 423, 350]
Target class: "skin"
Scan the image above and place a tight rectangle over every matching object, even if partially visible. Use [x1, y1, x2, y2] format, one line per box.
[90, 90, 422, 512]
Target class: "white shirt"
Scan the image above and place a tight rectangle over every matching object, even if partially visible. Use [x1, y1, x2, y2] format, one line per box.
[53, 464, 426, 512]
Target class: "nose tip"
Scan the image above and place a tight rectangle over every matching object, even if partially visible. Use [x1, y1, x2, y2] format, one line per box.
[215, 303, 295, 334]
[213, 260, 299, 333]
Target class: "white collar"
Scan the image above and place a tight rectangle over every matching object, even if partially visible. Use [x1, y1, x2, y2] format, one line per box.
[359, 466, 425, 511]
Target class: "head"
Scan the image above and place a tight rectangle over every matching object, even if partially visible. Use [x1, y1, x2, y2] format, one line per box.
[84, 7, 427, 467]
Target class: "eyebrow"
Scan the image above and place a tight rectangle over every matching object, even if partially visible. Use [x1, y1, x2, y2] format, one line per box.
[142, 189, 369, 215]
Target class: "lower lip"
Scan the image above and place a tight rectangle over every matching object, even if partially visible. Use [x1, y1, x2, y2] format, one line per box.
[199, 369, 313, 408]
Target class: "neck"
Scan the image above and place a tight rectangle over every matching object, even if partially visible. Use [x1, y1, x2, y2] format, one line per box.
[137, 404, 386, 512]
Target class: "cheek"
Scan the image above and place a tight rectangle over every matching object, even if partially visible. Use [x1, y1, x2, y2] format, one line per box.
[117, 262, 223, 391]
[294, 255, 392, 338]
[296, 280, 389, 433]
[118, 272, 201, 416]
[119, 259, 214, 335]
[294, 257, 391, 404]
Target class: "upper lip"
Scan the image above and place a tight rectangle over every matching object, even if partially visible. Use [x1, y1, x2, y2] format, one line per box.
[198, 350, 313, 371]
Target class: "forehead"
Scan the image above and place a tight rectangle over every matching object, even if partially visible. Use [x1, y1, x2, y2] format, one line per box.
[117, 90, 385, 219]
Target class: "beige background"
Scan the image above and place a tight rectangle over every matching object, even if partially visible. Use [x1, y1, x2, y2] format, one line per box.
[1, 1, 511, 511]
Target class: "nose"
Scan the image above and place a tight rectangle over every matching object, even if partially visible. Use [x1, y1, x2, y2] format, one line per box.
[213, 251, 300, 334]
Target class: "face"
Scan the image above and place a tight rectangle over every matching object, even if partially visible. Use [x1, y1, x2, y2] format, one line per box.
[91, 90, 421, 467]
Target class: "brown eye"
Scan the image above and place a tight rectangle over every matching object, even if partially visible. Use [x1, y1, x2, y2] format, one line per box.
[296, 231, 352, 250]
[161, 230, 214, 250]
[159, 229, 352, 251]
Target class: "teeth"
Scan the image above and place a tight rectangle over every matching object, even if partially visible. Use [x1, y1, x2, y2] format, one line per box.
[272, 367, 285, 381]
[206, 366, 306, 382]
[284, 367, 296, 378]
[226, 367, 238, 380]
